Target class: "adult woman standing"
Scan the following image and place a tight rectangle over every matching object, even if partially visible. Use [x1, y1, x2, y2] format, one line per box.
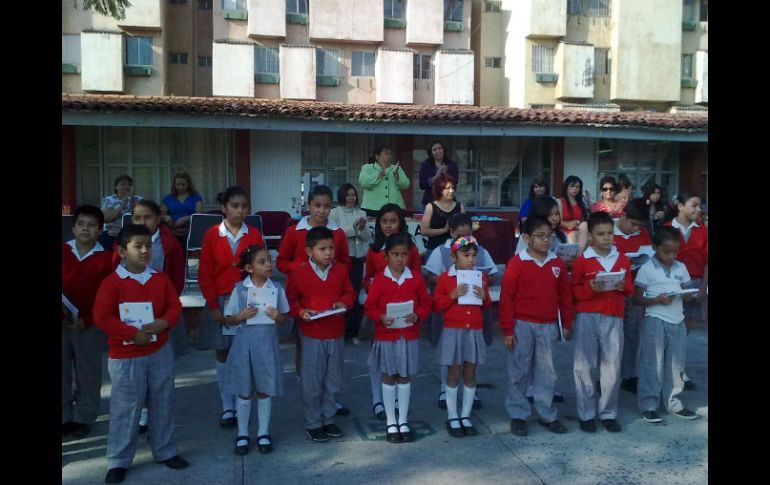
[557, 175, 588, 244]
[591, 176, 626, 217]
[330, 183, 372, 343]
[418, 141, 460, 206]
[421, 174, 465, 252]
[161, 171, 204, 248]
[359, 146, 410, 217]
[642, 184, 666, 236]
[99, 174, 142, 248]
[518, 178, 550, 230]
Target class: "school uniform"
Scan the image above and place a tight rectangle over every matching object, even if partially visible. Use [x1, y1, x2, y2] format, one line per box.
[224, 277, 290, 397]
[667, 219, 708, 320]
[424, 240, 498, 346]
[499, 250, 574, 422]
[571, 246, 633, 421]
[365, 267, 432, 376]
[92, 266, 182, 470]
[364, 244, 422, 290]
[434, 266, 491, 366]
[198, 221, 265, 350]
[613, 225, 652, 380]
[276, 217, 352, 276]
[62, 241, 114, 426]
[634, 256, 691, 414]
[286, 260, 355, 430]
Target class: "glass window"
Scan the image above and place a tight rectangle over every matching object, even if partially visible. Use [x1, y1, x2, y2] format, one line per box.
[683, 0, 695, 21]
[568, 0, 610, 17]
[62, 34, 81, 65]
[198, 56, 212, 67]
[197, 0, 212, 9]
[596, 140, 679, 200]
[444, 0, 464, 22]
[255, 47, 279, 74]
[352, 51, 375, 77]
[286, 0, 308, 14]
[699, 0, 708, 21]
[413, 54, 432, 80]
[222, 0, 246, 10]
[125, 37, 153, 66]
[484, 57, 501, 68]
[170, 53, 188, 64]
[682, 54, 694, 79]
[384, 0, 405, 19]
[484, 1, 501, 13]
[316, 48, 341, 77]
[531, 44, 555, 73]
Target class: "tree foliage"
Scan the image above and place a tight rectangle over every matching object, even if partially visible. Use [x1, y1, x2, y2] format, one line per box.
[81, 0, 133, 21]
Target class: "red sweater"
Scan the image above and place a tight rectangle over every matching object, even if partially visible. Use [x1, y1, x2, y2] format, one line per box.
[499, 253, 575, 335]
[111, 225, 185, 295]
[62, 243, 115, 327]
[571, 252, 633, 317]
[364, 245, 422, 290]
[613, 228, 652, 255]
[93, 271, 182, 358]
[433, 271, 491, 329]
[665, 221, 708, 278]
[277, 223, 351, 276]
[364, 270, 432, 341]
[198, 224, 265, 311]
[286, 262, 355, 339]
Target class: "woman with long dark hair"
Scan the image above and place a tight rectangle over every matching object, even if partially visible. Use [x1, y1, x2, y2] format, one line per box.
[558, 175, 588, 244]
[642, 183, 665, 235]
[418, 141, 460, 206]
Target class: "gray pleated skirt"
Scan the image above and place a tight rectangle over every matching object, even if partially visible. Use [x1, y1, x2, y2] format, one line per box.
[439, 327, 487, 366]
[368, 337, 420, 377]
[225, 324, 283, 397]
[211, 295, 235, 351]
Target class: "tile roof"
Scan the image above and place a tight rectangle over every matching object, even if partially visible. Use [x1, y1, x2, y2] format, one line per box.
[61, 94, 708, 131]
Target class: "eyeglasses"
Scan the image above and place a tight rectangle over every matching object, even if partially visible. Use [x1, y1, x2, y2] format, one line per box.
[530, 233, 554, 241]
[601, 186, 615, 192]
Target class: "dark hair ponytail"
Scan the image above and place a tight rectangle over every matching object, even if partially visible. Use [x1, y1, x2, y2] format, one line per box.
[217, 186, 248, 206]
[663, 191, 701, 224]
[238, 244, 268, 279]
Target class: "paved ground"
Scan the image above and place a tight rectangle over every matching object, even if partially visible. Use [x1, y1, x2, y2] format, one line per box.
[62, 320, 708, 485]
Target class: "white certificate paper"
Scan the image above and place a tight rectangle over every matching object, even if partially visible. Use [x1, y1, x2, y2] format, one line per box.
[457, 270, 483, 306]
[246, 287, 278, 325]
[119, 302, 157, 344]
[386, 301, 414, 329]
[594, 271, 626, 291]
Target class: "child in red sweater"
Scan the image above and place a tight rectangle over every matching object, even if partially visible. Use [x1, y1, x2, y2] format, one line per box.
[571, 211, 633, 433]
[364, 233, 432, 443]
[500, 217, 574, 437]
[93, 224, 188, 484]
[62, 205, 115, 439]
[198, 186, 265, 428]
[433, 235, 491, 438]
[286, 226, 355, 443]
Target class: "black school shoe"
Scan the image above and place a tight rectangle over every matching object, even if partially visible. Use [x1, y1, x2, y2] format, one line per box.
[601, 419, 621, 433]
[234, 436, 250, 456]
[446, 418, 464, 438]
[579, 419, 597, 433]
[323, 423, 344, 438]
[641, 410, 665, 425]
[460, 417, 477, 436]
[398, 423, 414, 442]
[305, 427, 329, 442]
[509, 419, 528, 437]
[256, 435, 274, 453]
[437, 391, 447, 409]
[219, 410, 237, 428]
[538, 419, 567, 434]
[386, 424, 402, 443]
[672, 408, 699, 420]
[373, 402, 386, 421]
[160, 455, 189, 469]
[104, 467, 127, 484]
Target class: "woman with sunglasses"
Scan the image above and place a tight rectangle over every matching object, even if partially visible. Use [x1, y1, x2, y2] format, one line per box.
[591, 176, 626, 217]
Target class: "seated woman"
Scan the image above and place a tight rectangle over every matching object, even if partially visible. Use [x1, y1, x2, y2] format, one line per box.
[161, 171, 204, 249]
[518, 177, 550, 231]
[99, 174, 142, 249]
[591, 176, 626, 217]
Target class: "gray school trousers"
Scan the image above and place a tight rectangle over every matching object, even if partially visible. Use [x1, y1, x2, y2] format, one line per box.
[573, 312, 624, 421]
[300, 335, 344, 430]
[505, 320, 559, 422]
[621, 300, 644, 379]
[62, 325, 106, 425]
[636, 316, 686, 414]
[106, 343, 178, 469]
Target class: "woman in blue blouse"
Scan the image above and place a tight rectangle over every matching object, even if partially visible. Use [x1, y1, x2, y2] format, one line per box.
[160, 171, 204, 248]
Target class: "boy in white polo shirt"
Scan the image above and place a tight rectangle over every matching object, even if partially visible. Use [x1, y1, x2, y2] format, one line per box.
[633, 226, 700, 425]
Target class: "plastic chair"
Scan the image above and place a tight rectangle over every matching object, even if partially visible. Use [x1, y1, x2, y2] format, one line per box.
[255, 211, 292, 250]
[244, 214, 263, 233]
[185, 213, 224, 283]
[121, 213, 133, 228]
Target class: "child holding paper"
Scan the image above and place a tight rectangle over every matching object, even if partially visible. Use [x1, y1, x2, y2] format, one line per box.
[93, 224, 188, 484]
[364, 233, 432, 443]
[223, 244, 289, 455]
[286, 226, 355, 443]
[433, 235, 491, 437]
[571, 211, 633, 433]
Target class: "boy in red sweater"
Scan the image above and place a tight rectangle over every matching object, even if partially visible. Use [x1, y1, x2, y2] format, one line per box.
[93, 225, 188, 484]
[500, 217, 574, 437]
[286, 226, 355, 443]
[612, 198, 652, 394]
[571, 211, 633, 433]
[62, 205, 115, 438]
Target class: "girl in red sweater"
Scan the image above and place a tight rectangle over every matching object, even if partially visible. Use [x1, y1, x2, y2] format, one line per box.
[433, 236, 491, 437]
[198, 186, 265, 428]
[364, 233, 432, 443]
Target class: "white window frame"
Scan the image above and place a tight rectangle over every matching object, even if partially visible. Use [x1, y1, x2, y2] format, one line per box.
[531, 44, 555, 74]
[255, 47, 279, 74]
[62, 34, 81, 66]
[384, 0, 405, 19]
[413, 54, 432, 80]
[316, 48, 342, 78]
[352, 51, 375, 77]
[444, 0, 463, 22]
[125, 37, 153, 67]
[286, 0, 308, 14]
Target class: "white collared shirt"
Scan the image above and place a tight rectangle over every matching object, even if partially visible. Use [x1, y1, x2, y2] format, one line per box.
[295, 216, 340, 231]
[116, 265, 157, 286]
[614, 225, 640, 240]
[518, 248, 557, 268]
[309, 257, 332, 281]
[424, 240, 498, 276]
[384, 266, 413, 286]
[66, 240, 105, 262]
[583, 246, 620, 272]
[635, 256, 691, 324]
[218, 220, 249, 244]
[224, 276, 290, 317]
[672, 218, 699, 242]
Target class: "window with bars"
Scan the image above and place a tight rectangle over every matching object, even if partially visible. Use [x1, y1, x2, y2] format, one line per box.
[683, 0, 695, 21]
[255, 47, 279, 74]
[594, 48, 610, 76]
[352, 51, 375, 77]
[484, 1, 501, 13]
[286, 0, 308, 14]
[484, 57, 501, 68]
[681, 54, 694, 79]
[531, 45, 555, 73]
[700, 0, 708, 21]
[444, 0, 463, 22]
[413, 54, 431, 80]
[198, 56, 212, 67]
[170, 53, 188, 64]
[567, 0, 610, 17]
[222, 0, 246, 10]
[316, 48, 341, 77]
[197, 0, 212, 9]
[125, 37, 153, 66]
[62, 34, 81, 66]
[596, 139, 679, 203]
[384, 0, 404, 19]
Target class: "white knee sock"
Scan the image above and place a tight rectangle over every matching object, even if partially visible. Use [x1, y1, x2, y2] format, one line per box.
[139, 407, 149, 426]
[396, 383, 411, 425]
[236, 398, 251, 437]
[257, 397, 271, 438]
[440, 366, 448, 394]
[446, 385, 459, 421]
[382, 383, 397, 426]
[461, 386, 476, 419]
[216, 362, 233, 412]
[370, 367, 383, 406]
